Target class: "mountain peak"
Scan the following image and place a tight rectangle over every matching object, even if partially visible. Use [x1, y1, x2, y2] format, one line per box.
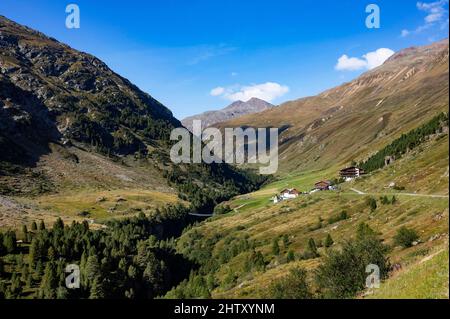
[182, 98, 275, 132]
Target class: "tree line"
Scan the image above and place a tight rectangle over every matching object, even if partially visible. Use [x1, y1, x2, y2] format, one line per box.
[360, 112, 448, 173]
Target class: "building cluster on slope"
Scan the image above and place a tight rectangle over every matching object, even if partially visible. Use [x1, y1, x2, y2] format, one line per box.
[272, 166, 366, 204]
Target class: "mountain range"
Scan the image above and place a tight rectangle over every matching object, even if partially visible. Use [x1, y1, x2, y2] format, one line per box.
[181, 97, 274, 132]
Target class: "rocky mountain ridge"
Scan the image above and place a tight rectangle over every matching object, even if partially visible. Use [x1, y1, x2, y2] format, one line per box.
[181, 97, 274, 132]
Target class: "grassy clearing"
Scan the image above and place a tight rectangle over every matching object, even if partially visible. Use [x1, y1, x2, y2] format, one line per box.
[35, 189, 182, 221]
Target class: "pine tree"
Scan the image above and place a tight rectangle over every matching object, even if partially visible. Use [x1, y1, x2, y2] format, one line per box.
[38, 220, 46, 231]
[286, 250, 295, 262]
[21, 263, 29, 284]
[53, 218, 64, 231]
[3, 231, 16, 254]
[127, 265, 138, 280]
[272, 238, 280, 256]
[31, 221, 38, 232]
[47, 247, 56, 261]
[84, 255, 101, 287]
[56, 286, 69, 299]
[89, 277, 105, 299]
[143, 261, 163, 298]
[282, 234, 290, 249]
[29, 238, 43, 269]
[40, 262, 58, 299]
[324, 234, 334, 248]
[307, 238, 319, 258]
[22, 225, 28, 242]
[0, 233, 4, 255]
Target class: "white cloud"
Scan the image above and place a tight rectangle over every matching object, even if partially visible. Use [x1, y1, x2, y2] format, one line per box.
[210, 82, 289, 102]
[335, 48, 395, 71]
[210, 87, 225, 96]
[418, 0, 448, 22]
[363, 48, 396, 70]
[402, 0, 449, 37]
[335, 55, 368, 71]
[401, 29, 410, 37]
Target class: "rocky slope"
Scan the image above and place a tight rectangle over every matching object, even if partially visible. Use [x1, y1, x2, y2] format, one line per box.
[181, 97, 274, 132]
[0, 15, 180, 168]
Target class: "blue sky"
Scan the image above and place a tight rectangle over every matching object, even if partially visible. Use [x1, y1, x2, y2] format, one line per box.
[0, 0, 448, 119]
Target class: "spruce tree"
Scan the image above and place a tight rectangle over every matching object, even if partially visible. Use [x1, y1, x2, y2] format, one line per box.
[3, 231, 16, 254]
[84, 255, 101, 287]
[307, 238, 319, 258]
[286, 250, 295, 262]
[272, 238, 280, 256]
[324, 234, 334, 248]
[40, 262, 58, 299]
[53, 218, 64, 232]
[22, 225, 28, 242]
[89, 277, 105, 299]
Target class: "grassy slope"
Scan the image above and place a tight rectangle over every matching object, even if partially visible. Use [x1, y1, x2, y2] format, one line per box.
[367, 245, 449, 299]
[0, 142, 178, 229]
[177, 135, 449, 299]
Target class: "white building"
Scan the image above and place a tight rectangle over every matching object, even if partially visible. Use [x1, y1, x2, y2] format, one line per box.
[280, 189, 300, 199]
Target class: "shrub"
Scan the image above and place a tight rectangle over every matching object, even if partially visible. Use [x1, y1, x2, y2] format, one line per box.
[315, 224, 390, 298]
[394, 227, 419, 248]
[328, 211, 349, 224]
[268, 268, 313, 299]
[366, 197, 377, 212]
[214, 205, 232, 215]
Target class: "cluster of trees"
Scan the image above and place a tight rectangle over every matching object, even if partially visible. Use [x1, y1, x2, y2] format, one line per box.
[268, 223, 390, 299]
[171, 225, 339, 299]
[170, 220, 390, 300]
[0, 209, 195, 299]
[380, 195, 397, 205]
[360, 112, 448, 173]
[164, 162, 269, 213]
[165, 230, 263, 298]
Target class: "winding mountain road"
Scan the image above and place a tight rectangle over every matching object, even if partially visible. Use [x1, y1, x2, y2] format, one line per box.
[348, 188, 448, 199]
